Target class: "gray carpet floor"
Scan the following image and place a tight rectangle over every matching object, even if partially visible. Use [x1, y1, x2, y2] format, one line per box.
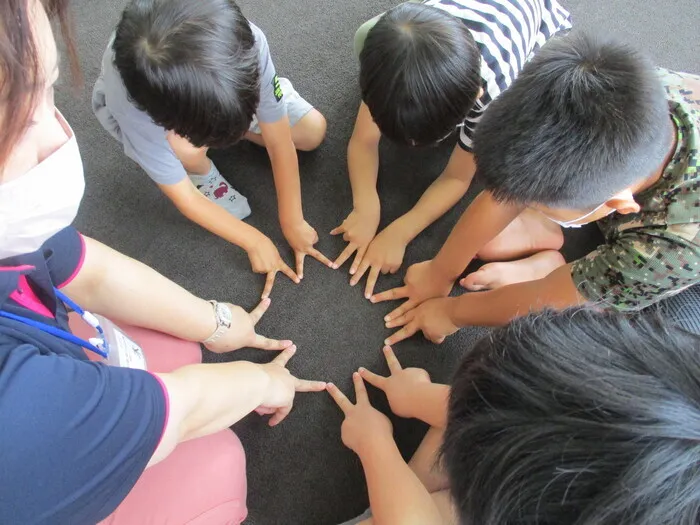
[60, 1, 699, 523]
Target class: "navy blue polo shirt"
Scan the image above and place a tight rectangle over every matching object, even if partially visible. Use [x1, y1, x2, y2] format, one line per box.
[0, 227, 167, 524]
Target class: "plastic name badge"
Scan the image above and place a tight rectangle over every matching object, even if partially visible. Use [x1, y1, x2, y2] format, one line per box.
[95, 314, 147, 370]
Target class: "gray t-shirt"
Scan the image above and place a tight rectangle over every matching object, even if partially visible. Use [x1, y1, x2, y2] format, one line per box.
[92, 23, 285, 185]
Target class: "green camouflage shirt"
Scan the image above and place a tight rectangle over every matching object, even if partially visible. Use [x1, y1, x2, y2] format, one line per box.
[572, 69, 700, 311]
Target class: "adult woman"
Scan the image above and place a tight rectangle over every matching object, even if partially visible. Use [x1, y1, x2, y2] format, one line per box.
[0, 1, 325, 523]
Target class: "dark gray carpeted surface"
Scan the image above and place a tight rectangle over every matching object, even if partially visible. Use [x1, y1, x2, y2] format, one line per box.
[59, 1, 699, 523]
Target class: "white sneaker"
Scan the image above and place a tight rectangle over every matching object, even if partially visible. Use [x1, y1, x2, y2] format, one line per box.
[188, 162, 251, 220]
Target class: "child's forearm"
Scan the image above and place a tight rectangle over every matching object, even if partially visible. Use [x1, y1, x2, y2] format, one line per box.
[347, 135, 381, 211]
[390, 146, 477, 243]
[433, 191, 523, 280]
[269, 143, 304, 226]
[174, 189, 263, 251]
[447, 264, 585, 327]
[360, 436, 444, 525]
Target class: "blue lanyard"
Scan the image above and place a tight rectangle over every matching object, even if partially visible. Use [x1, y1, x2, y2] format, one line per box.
[0, 288, 109, 358]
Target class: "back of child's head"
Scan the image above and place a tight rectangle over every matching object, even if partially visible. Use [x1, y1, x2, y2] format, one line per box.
[442, 309, 700, 525]
[473, 32, 672, 209]
[113, 0, 259, 148]
[359, 2, 481, 146]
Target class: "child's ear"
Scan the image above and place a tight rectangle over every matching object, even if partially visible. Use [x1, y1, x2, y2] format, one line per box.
[605, 188, 640, 215]
[478, 87, 485, 99]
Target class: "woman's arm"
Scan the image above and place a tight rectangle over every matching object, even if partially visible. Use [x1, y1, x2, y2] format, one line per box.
[61, 236, 287, 351]
[151, 347, 326, 466]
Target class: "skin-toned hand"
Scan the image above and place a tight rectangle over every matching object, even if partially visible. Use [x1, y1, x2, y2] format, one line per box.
[383, 297, 459, 345]
[331, 207, 381, 273]
[283, 219, 333, 279]
[204, 298, 294, 353]
[371, 260, 454, 321]
[326, 373, 393, 455]
[246, 234, 300, 299]
[359, 345, 430, 418]
[349, 224, 408, 299]
[256, 346, 327, 426]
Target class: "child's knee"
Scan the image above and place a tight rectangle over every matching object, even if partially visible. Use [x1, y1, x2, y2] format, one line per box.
[294, 109, 327, 152]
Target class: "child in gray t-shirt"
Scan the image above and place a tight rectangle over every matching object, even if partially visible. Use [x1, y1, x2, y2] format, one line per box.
[93, 0, 331, 298]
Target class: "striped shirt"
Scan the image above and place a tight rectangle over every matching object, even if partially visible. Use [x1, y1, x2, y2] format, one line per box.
[423, 0, 572, 150]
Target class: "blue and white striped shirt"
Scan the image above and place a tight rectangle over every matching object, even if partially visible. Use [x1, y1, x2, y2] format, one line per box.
[423, 0, 572, 150]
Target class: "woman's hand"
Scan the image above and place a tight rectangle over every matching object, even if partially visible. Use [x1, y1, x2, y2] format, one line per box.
[256, 346, 327, 426]
[246, 234, 300, 299]
[204, 299, 294, 353]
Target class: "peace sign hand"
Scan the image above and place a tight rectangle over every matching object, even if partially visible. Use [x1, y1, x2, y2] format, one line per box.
[257, 346, 328, 427]
[358, 346, 431, 419]
[204, 299, 293, 353]
[326, 373, 393, 455]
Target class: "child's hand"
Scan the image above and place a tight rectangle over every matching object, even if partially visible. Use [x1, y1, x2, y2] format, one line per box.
[331, 207, 380, 272]
[349, 223, 408, 299]
[205, 299, 294, 353]
[371, 260, 454, 321]
[327, 373, 393, 455]
[256, 346, 327, 426]
[385, 297, 459, 345]
[359, 345, 430, 419]
[282, 220, 333, 279]
[246, 235, 300, 299]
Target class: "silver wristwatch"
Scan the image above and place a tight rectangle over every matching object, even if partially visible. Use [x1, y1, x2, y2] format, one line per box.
[202, 300, 232, 344]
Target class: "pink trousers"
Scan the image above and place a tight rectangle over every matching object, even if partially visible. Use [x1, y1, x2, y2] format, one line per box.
[69, 315, 248, 525]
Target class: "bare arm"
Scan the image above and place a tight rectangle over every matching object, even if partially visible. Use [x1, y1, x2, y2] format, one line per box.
[261, 116, 331, 275]
[447, 263, 585, 327]
[432, 191, 523, 280]
[389, 145, 476, 244]
[151, 348, 325, 466]
[62, 235, 218, 342]
[331, 103, 383, 269]
[159, 178, 263, 252]
[261, 116, 304, 227]
[347, 102, 382, 212]
[360, 436, 445, 525]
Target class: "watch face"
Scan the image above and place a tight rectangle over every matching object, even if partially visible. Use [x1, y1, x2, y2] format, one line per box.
[218, 303, 233, 325]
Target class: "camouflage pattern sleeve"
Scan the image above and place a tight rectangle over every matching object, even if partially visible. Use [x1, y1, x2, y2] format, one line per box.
[571, 229, 700, 311]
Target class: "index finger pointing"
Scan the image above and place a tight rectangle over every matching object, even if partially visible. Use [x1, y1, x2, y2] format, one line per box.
[309, 248, 333, 268]
[353, 372, 369, 404]
[249, 298, 272, 325]
[272, 345, 297, 367]
[333, 243, 357, 270]
[358, 367, 387, 390]
[383, 345, 403, 374]
[280, 262, 300, 284]
[294, 378, 328, 392]
[384, 324, 418, 346]
[295, 251, 306, 279]
[326, 383, 353, 414]
[364, 266, 380, 300]
[262, 271, 276, 299]
[371, 286, 409, 304]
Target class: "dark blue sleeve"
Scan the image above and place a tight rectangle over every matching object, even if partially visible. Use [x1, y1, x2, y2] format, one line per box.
[41, 226, 85, 288]
[0, 343, 167, 524]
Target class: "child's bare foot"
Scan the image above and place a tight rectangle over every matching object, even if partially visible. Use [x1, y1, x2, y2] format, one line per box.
[460, 250, 566, 291]
[477, 208, 564, 261]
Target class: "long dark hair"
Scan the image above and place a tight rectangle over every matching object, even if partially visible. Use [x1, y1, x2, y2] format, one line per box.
[0, 0, 80, 170]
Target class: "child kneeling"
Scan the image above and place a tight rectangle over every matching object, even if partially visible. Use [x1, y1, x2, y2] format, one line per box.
[331, 310, 700, 524]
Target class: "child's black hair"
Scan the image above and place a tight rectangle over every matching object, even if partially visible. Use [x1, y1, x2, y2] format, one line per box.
[359, 2, 481, 146]
[442, 308, 700, 525]
[472, 32, 672, 209]
[113, 0, 259, 148]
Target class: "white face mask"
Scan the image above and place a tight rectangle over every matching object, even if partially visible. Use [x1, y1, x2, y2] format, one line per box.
[542, 202, 613, 229]
[0, 112, 85, 260]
